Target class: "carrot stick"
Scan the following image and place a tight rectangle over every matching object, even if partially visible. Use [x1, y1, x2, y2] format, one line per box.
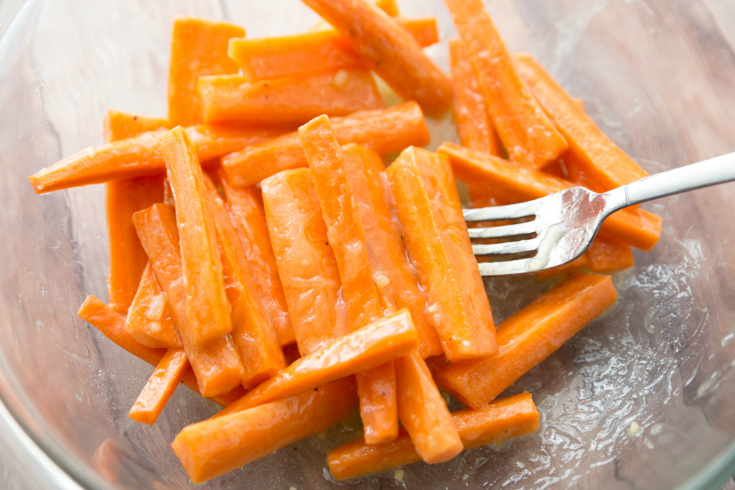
[129, 348, 188, 425]
[133, 204, 244, 398]
[216, 309, 418, 418]
[373, 0, 398, 16]
[341, 144, 442, 358]
[261, 169, 350, 355]
[163, 127, 232, 345]
[301, 0, 452, 116]
[198, 69, 384, 125]
[167, 18, 245, 126]
[435, 273, 618, 409]
[438, 142, 663, 252]
[222, 102, 429, 188]
[29, 124, 288, 194]
[172, 377, 358, 484]
[587, 236, 635, 273]
[443, 0, 568, 168]
[103, 109, 169, 142]
[125, 263, 181, 349]
[328, 392, 539, 480]
[202, 174, 286, 389]
[387, 146, 498, 361]
[218, 174, 295, 347]
[535, 253, 591, 281]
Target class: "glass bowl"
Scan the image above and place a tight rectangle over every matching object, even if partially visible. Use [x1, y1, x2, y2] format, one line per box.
[2, 0, 735, 488]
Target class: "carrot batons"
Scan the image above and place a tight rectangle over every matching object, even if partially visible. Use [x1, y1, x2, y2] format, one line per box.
[302, 0, 452, 116]
[222, 102, 429, 188]
[328, 392, 539, 480]
[172, 377, 359, 484]
[129, 348, 189, 425]
[125, 263, 181, 349]
[261, 169, 349, 355]
[387, 147, 498, 361]
[435, 273, 618, 409]
[438, 142, 663, 252]
[163, 127, 232, 345]
[443, 0, 567, 168]
[103, 109, 170, 143]
[198, 69, 384, 125]
[168, 18, 245, 126]
[587, 236, 635, 273]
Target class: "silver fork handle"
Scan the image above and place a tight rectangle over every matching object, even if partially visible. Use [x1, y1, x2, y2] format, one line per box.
[604, 151, 735, 213]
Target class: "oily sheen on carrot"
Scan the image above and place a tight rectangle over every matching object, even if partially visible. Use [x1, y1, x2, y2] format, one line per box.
[261, 169, 350, 355]
[167, 18, 245, 126]
[443, 0, 568, 168]
[341, 144, 442, 358]
[198, 69, 384, 125]
[222, 102, 429, 188]
[172, 377, 358, 484]
[327, 392, 539, 480]
[438, 142, 663, 252]
[163, 127, 232, 345]
[435, 273, 618, 409]
[301, 0, 452, 116]
[129, 348, 188, 425]
[587, 236, 635, 273]
[125, 263, 181, 349]
[216, 309, 418, 418]
[218, 173, 295, 346]
[387, 147, 498, 361]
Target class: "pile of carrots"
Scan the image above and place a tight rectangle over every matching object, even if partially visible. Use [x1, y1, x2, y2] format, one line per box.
[29, 0, 662, 484]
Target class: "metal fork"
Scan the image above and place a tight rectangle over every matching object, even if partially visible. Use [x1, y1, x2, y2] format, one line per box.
[465, 152, 735, 276]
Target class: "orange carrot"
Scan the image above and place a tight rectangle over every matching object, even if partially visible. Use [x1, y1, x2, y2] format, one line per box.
[535, 253, 591, 281]
[302, 0, 452, 116]
[395, 352, 462, 464]
[443, 0, 568, 168]
[172, 377, 358, 484]
[218, 174, 295, 347]
[133, 204, 244, 398]
[125, 263, 181, 349]
[167, 18, 245, 126]
[103, 109, 170, 143]
[438, 142, 663, 252]
[587, 236, 635, 273]
[327, 392, 539, 480]
[216, 309, 418, 418]
[129, 348, 188, 425]
[341, 144, 442, 358]
[29, 124, 287, 194]
[202, 174, 286, 389]
[261, 169, 350, 355]
[163, 127, 232, 345]
[373, 0, 399, 16]
[403, 17, 439, 47]
[221, 102, 430, 188]
[198, 69, 384, 125]
[435, 273, 617, 409]
[387, 146, 498, 361]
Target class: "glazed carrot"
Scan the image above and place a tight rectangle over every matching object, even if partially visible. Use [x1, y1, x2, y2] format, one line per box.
[438, 142, 663, 252]
[341, 144, 442, 358]
[302, 0, 452, 116]
[514, 53, 649, 192]
[216, 309, 418, 418]
[373, 0, 398, 16]
[218, 174, 295, 347]
[163, 127, 232, 345]
[129, 348, 189, 425]
[167, 18, 245, 126]
[300, 115, 398, 444]
[387, 146, 498, 361]
[328, 392, 539, 480]
[443, 0, 568, 168]
[172, 377, 358, 484]
[133, 204, 244, 398]
[535, 253, 591, 281]
[395, 352, 462, 464]
[125, 263, 181, 349]
[435, 273, 617, 409]
[222, 102, 430, 187]
[202, 174, 286, 389]
[261, 169, 350, 355]
[29, 124, 287, 194]
[587, 236, 635, 273]
[103, 109, 170, 143]
[198, 69, 384, 125]
[228, 18, 438, 81]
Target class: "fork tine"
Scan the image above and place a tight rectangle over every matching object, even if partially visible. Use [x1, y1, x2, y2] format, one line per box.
[467, 221, 538, 239]
[463, 200, 540, 222]
[471, 237, 541, 256]
[476, 258, 538, 276]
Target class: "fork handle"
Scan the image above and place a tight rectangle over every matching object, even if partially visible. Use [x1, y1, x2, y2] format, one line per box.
[604, 151, 735, 212]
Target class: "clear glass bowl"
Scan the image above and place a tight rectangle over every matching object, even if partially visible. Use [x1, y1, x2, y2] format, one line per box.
[2, 0, 735, 488]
